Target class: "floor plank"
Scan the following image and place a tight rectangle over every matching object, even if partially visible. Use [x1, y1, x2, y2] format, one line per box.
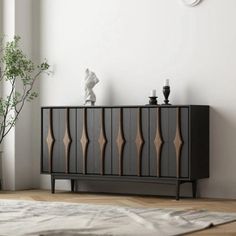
[0, 190, 236, 235]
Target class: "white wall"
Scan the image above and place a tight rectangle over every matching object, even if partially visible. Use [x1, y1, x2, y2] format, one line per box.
[35, 0, 236, 199]
[1, 0, 236, 198]
[14, 0, 34, 190]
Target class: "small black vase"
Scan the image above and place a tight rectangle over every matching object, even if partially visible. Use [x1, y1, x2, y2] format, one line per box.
[163, 86, 171, 105]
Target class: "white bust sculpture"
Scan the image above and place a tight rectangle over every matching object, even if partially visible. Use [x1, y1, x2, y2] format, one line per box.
[84, 68, 99, 106]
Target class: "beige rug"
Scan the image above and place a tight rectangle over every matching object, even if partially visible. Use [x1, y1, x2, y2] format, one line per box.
[0, 199, 236, 236]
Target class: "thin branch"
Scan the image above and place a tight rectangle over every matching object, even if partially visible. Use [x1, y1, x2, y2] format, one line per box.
[0, 69, 45, 142]
[0, 78, 16, 142]
[14, 70, 42, 111]
[0, 71, 6, 81]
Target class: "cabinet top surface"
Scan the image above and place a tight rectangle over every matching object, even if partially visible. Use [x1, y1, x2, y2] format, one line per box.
[41, 105, 209, 109]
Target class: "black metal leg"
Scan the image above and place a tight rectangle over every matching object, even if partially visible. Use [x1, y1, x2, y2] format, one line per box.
[75, 180, 78, 192]
[192, 180, 197, 198]
[176, 180, 180, 200]
[71, 179, 75, 192]
[51, 176, 55, 194]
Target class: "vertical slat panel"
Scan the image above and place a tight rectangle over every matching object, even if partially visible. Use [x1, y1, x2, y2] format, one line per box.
[86, 109, 94, 174]
[42, 109, 49, 173]
[123, 108, 131, 175]
[174, 107, 183, 178]
[46, 108, 55, 173]
[104, 109, 112, 175]
[92, 109, 102, 174]
[98, 108, 107, 175]
[116, 108, 125, 176]
[53, 109, 66, 173]
[135, 108, 144, 176]
[154, 107, 163, 177]
[149, 108, 157, 177]
[140, 108, 149, 176]
[112, 108, 119, 175]
[168, 108, 177, 177]
[80, 108, 89, 174]
[63, 108, 72, 173]
[68, 109, 77, 173]
[76, 108, 84, 174]
[160, 108, 169, 177]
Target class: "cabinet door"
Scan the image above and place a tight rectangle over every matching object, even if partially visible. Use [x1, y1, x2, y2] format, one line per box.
[150, 107, 189, 178]
[112, 108, 149, 176]
[41, 108, 51, 173]
[149, 108, 169, 177]
[76, 108, 112, 175]
[41, 108, 76, 174]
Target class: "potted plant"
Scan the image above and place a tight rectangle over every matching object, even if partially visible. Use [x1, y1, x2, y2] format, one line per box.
[0, 36, 50, 188]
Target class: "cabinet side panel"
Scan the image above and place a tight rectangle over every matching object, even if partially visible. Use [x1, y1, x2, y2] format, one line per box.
[42, 108, 50, 173]
[76, 108, 84, 174]
[69, 109, 77, 173]
[190, 106, 209, 179]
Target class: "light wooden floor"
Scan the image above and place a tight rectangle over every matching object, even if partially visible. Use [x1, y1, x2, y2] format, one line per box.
[0, 190, 236, 235]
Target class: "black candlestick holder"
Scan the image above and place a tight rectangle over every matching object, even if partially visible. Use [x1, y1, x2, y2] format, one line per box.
[163, 86, 171, 105]
[149, 96, 158, 105]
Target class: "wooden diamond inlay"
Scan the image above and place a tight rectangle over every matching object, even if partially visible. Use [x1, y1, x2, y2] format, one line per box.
[63, 109, 72, 173]
[46, 109, 55, 173]
[154, 108, 163, 177]
[80, 108, 89, 174]
[98, 109, 107, 175]
[116, 108, 125, 176]
[135, 108, 144, 176]
[174, 108, 183, 178]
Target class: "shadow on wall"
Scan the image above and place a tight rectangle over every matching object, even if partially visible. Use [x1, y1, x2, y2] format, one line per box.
[199, 106, 236, 198]
[31, 0, 41, 63]
[31, 0, 42, 188]
[163, 80, 236, 198]
[100, 77, 115, 106]
[0, 0, 2, 102]
[0, 0, 2, 34]
[178, 82, 202, 105]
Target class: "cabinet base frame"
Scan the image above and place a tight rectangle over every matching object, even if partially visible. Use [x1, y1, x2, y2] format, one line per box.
[50, 174, 198, 200]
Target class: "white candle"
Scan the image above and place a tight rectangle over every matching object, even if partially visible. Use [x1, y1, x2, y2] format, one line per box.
[165, 79, 169, 86]
[150, 89, 156, 97]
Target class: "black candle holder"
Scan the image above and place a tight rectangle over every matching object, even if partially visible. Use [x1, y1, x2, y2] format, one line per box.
[149, 96, 158, 105]
[163, 86, 171, 105]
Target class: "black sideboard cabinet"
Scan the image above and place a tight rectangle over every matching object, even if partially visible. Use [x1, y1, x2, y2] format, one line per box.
[41, 105, 209, 200]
